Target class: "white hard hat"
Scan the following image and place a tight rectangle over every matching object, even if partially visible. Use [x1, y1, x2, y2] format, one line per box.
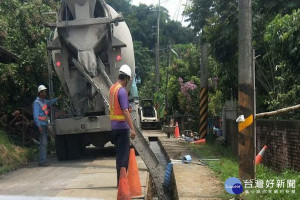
[119, 64, 131, 78]
[38, 85, 47, 93]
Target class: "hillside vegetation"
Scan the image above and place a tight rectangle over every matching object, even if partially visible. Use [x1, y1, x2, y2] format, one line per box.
[0, 129, 34, 175]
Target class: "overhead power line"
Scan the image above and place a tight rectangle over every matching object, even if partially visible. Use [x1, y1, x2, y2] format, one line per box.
[173, 0, 182, 21]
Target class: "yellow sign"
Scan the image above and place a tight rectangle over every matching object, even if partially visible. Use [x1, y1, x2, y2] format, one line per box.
[238, 114, 253, 132]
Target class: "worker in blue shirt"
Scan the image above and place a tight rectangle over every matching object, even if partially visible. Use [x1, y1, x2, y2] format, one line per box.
[33, 85, 59, 166]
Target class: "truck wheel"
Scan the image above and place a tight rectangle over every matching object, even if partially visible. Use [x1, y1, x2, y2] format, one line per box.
[66, 135, 80, 159]
[55, 135, 68, 161]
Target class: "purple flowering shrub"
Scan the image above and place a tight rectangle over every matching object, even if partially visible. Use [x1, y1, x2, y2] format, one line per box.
[178, 77, 198, 114]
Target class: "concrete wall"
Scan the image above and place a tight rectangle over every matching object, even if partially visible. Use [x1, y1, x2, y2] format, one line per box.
[225, 119, 300, 172]
[225, 119, 238, 156]
[222, 101, 238, 141]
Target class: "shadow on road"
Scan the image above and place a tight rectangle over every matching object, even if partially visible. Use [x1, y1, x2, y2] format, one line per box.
[25, 146, 117, 169]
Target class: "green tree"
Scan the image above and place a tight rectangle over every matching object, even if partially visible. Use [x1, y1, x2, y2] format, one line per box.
[166, 44, 200, 116]
[185, 0, 300, 118]
[185, 0, 239, 101]
[106, 0, 131, 15]
[133, 41, 154, 83]
[0, 0, 56, 112]
[261, 9, 300, 117]
[0, 0, 197, 120]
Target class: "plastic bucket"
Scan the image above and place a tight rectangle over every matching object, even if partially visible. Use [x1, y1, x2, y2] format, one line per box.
[182, 155, 192, 163]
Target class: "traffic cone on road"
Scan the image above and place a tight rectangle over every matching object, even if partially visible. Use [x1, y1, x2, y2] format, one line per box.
[117, 167, 131, 200]
[255, 145, 268, 165]
[127, 148, 143, 198]
[174, 122, 180, 138]
[194, 138, 206, 144]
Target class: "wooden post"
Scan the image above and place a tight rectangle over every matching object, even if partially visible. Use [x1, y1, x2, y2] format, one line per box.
[238, 0, 255, 180]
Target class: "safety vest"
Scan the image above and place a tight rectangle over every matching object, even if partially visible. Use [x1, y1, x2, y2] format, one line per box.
[109, 83, 126, 121]
[35, 99, 49, 121]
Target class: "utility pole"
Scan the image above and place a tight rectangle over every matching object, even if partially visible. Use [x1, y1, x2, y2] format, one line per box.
[165, 45, 171, 123]
[238, 0, 255, 180]
[155, 0, 160, 93]
[199, 43, 209, 139]
[253, 49, 256, 178]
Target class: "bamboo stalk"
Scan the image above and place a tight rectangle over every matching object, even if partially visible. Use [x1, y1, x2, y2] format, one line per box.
[256, 104, 300, 117]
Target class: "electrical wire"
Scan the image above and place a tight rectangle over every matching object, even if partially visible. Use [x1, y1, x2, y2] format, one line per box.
[181, 0, 190, 24]
[173, 0, 182, 21]
[173, 0, 180, 21]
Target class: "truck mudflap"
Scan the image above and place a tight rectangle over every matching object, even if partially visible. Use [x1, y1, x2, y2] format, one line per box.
[73, 59, 171, 199]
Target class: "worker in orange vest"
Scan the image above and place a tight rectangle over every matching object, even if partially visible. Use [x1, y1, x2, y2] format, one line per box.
[33, 85, 59, 166]
[109, 64, 136, 185]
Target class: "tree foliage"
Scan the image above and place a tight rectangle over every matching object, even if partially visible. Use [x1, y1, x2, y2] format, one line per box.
[0, 0, 57, 113]
[185, 0, 239, 101]
[108, 0, 198, 121]
[185, 0, 300, 118]
[261, 9, 300, 116]
[0, 0, 196, 118]
[165, 44, 200, 117]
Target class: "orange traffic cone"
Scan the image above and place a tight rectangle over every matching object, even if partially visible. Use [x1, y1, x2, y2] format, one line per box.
[127, 148, 143, 198]
[194, 138, 206, 144]
[117, 167, 131, 200]
[255, 145, 268, 165]
[193, 138, 206, 144]
[174, 122, 180, 138]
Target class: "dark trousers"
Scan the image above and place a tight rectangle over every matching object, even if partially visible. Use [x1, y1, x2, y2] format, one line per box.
[113, 129, 130, 185]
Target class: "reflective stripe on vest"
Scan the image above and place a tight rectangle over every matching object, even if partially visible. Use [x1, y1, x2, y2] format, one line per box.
[109, 83, 126, 121]
[35, 99, 49, 122]
[38, 116, 47, 121]
[41, 104, 49, 115]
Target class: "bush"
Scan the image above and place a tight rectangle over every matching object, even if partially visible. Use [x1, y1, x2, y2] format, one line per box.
[0, 129, 35, 175]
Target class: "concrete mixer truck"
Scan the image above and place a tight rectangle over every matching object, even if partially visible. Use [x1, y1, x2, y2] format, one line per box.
[45, 0, 136, 160]
[45, 1, 171, 198]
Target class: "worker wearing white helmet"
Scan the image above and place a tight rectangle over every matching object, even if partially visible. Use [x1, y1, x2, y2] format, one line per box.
[33, 85, 60, 167]
[109, 64, 135, 185]
[119, 64, 132, 78]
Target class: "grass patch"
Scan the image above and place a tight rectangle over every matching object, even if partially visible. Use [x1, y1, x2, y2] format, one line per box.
[190, 141, 300, 200]
[244, 166, 300, 200]
[0, 129, 35, 175]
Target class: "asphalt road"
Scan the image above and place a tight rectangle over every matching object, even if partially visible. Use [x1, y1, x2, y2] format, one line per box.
[0, 146, 147, 200]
